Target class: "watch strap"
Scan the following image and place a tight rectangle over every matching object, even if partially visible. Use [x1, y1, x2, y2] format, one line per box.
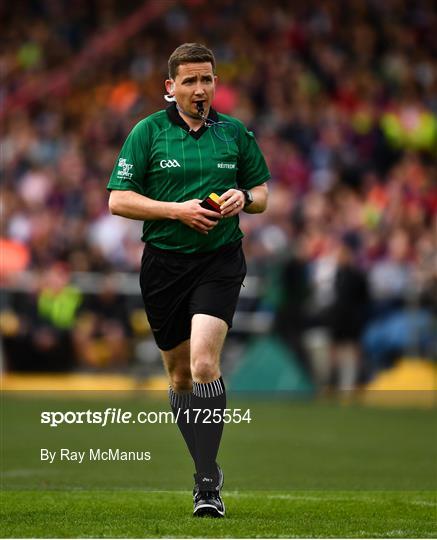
[238, 188, 253, 207]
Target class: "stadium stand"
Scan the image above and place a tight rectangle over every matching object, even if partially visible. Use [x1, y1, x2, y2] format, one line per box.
[1, 0, 436, 390]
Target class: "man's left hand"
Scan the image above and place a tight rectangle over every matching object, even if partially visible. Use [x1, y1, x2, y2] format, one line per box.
[219, 189, 245, 217]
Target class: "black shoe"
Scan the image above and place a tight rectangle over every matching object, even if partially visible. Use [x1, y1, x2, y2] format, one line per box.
[193, 464, 224, 500]
[193, 490, 225, 518]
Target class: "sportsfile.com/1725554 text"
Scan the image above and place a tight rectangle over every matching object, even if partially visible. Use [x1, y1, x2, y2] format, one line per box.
[40, 408, 252, 427]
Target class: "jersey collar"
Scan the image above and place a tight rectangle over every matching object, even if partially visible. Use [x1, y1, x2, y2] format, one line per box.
[166, 102, 219, 140]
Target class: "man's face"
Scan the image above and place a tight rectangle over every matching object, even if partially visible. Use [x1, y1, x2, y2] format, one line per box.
[166, 62, 217, 118]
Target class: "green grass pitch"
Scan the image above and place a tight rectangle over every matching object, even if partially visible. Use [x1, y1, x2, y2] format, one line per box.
[1, 393, 436, 537]
[2, 490, 435, 538]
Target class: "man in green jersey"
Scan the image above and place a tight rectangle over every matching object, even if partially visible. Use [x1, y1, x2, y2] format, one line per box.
[108, 43, 269, 517]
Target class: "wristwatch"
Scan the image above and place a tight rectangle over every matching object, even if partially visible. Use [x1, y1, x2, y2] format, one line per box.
[238, 189, 254, 208]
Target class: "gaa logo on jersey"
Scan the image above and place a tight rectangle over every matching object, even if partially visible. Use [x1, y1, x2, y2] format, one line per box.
[160, 159, 181, 168]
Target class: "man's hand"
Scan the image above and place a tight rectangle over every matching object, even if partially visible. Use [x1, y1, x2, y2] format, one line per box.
[220, 184, 268, 215]
[176, 199, 221, 234]
[219, 189, 245, 217]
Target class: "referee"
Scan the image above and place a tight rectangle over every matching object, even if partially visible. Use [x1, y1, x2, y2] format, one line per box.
[108, 43, 269, 517]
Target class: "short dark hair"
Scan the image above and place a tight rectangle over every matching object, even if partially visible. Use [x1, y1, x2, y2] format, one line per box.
[168, 43, 216, 79]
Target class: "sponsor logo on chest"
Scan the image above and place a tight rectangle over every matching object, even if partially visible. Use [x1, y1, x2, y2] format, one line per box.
[217, 162, 236, 169]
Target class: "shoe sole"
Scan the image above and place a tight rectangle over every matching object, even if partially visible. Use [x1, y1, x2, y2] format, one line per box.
[193, 503, 225, 518]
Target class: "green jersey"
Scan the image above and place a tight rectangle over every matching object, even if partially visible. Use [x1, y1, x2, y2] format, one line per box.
[107, 103, 270, 253]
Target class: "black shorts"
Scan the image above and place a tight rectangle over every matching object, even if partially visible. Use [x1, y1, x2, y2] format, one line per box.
[139, 241, 246, 351]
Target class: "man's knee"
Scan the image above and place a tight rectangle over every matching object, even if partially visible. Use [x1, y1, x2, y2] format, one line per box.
[168, 368, 192, 392]
[191, 355, 220, 383]
[161, 340, 192, 392]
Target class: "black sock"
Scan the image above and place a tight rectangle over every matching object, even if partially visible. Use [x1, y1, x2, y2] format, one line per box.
[169, 387, 197, 464]
[191, 376, 226, 478]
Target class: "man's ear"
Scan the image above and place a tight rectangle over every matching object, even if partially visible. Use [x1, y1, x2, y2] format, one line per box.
[165, 79, 175, 95]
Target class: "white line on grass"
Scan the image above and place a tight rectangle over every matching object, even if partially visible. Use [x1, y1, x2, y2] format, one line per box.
[265, 494, 380, 502]
[411, 500, 436, 507]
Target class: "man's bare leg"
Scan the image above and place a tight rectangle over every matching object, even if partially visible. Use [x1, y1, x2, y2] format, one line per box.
[190, 314, 228, 481]
[161, 340, 196, 462]
[190, 314, 228, 382]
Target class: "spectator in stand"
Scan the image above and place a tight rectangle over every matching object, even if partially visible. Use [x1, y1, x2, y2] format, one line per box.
[363, 229, 436, 373]
[2, 263, 82, 372]
[327, 235, 369, 390]
[73, 273, 131, 368]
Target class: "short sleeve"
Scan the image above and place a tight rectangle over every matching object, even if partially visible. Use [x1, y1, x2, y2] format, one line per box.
[107, 120, 150, 194]
[236, 125, 270, 190]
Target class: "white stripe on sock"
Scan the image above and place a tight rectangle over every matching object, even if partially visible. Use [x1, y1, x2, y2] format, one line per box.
[192, 378, 225, 398]
[169, 387, 192, 408]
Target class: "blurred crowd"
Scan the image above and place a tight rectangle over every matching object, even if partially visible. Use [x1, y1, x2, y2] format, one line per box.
[1, 0, 436, 387]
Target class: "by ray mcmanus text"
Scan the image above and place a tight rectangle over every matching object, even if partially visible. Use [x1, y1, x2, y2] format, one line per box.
[40, 448, 152, 464]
